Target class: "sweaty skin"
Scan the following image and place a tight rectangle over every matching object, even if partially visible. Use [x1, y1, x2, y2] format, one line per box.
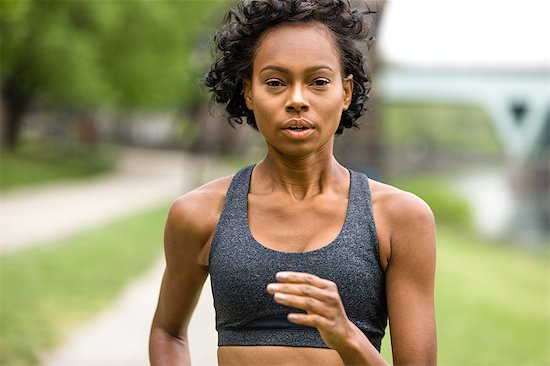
[149, 22, 436, 366]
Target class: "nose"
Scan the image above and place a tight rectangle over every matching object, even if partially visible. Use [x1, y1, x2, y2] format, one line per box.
[285, 84, 309, 113]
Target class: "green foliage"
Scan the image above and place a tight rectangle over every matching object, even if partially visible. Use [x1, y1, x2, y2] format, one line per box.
[0, 204, 167, 366]
[0, 0, 31, 70]
[381, 226, 549, 365]
[0, 0, 228, 109]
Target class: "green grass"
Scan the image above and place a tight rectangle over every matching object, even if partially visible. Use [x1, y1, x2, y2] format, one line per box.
[0, 204, 168, 366]
[0, 144, 114, 191]
[381, 226, 549, 365]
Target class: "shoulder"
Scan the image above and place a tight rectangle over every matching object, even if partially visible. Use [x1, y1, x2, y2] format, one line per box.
[168, 175, 233, 225]
[368, 178, 436, 264]
[164, 174, 234, 259]
[369, 179, 435, 231]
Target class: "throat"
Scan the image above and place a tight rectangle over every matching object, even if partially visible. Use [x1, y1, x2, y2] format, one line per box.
[254, 155, 347, 201]
[285, 183, 322, 202]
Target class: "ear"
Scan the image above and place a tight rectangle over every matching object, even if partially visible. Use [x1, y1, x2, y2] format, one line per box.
[342, 75, 353, 111]
[243, 79, 253, 110]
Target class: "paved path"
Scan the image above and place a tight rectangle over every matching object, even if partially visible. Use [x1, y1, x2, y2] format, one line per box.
[0, 147, 223, 365]
[41, 260, 218, 366]
[0, 148, 202, 254]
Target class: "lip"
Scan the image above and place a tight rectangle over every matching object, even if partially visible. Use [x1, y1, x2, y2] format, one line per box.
[280, 119, 315, 139]
[281, 118, 315, 130]
[281, 127, 315, 139]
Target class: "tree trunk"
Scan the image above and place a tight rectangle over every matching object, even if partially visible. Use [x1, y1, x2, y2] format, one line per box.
[1, 77, 30, 151]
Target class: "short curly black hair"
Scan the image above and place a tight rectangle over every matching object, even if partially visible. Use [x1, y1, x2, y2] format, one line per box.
[204, 0, 376, 134]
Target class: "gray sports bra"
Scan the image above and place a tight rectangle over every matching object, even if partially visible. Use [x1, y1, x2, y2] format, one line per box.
[208, 165, 387, 350]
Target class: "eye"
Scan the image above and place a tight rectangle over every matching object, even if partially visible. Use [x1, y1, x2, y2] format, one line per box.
[265, 79, 285, 87]
[311, 78, 330, 87]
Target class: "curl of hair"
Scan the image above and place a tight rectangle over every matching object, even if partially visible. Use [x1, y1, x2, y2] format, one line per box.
[204, 0, 376, 134]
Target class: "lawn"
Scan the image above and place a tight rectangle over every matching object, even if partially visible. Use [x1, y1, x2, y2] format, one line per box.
[0, 204, 168, 366]
[0, 144, 114, 191]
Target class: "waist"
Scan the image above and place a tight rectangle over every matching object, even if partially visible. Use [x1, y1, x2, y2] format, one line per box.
[218, 345, 344, 366]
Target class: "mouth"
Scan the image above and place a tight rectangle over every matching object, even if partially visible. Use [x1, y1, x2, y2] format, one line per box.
[281, 122, 315, 139]
[286, 126, 310, 131]
[281, 119, 315, 130]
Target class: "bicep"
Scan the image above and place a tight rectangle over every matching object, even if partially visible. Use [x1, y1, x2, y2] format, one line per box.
[385, 198, 437, 365]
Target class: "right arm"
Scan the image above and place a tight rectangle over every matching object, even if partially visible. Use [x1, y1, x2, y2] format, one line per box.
[149, 182, 226, 365]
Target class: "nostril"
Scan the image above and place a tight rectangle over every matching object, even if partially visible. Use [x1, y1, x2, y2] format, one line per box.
[286, 101, 309, 112]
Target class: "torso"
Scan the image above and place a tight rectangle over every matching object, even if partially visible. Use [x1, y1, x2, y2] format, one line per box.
[193, 167, 394, 364]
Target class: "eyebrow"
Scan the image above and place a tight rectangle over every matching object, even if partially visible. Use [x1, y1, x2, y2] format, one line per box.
[259, 65, 334, 74]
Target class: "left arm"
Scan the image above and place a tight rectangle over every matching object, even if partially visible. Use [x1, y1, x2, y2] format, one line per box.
[383, 193, 437, 365]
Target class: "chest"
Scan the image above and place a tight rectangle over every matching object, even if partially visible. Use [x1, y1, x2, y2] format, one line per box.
[247, 192, 348, 252]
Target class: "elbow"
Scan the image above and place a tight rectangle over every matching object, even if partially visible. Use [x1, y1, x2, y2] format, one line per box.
[149, 325, 190, 365]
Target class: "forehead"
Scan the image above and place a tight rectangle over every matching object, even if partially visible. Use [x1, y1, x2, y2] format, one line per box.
[252, 22, 343, 73]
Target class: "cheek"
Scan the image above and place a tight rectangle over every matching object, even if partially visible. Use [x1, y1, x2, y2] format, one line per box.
[320, 94, 346, 119]
[251, 93, 280, 119]
[251, 103, 275, 134]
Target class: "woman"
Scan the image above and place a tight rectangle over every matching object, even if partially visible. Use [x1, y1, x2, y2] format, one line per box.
[149, 1, 437, 365]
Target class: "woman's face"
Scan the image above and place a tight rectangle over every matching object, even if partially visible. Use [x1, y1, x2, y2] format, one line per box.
[244, 22, 353, 158]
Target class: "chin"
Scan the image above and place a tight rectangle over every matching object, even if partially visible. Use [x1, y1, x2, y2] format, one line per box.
[272, 140, 334, 160]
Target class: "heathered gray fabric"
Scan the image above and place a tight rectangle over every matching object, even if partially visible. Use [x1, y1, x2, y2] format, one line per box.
[209, 165, 387, 351]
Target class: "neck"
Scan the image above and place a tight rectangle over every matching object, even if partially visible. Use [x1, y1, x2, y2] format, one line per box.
[255, 142, 347, 200]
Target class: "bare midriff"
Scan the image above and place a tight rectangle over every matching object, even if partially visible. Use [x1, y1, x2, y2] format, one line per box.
[217, 346, 345, 366]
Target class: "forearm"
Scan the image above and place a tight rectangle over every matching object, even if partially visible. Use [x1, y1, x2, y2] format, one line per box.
[149, 326, 191, 366]
[336, 321, 389, 366]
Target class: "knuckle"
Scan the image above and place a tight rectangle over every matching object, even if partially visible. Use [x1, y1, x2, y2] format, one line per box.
[326, 292, 340, 304]
[300, 285, 311, 296]
[305, 298, 316, 309]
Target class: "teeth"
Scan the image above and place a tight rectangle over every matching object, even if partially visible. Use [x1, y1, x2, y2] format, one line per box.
[289, 126, 305, 130]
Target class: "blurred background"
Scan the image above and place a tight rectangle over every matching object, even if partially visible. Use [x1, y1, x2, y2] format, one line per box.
[0, 0, 548, 365]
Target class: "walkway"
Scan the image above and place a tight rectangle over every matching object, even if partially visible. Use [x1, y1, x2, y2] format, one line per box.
[41, 260, 218, 366]
[0, 148, 203, 254]
[0, 147, 221, 365]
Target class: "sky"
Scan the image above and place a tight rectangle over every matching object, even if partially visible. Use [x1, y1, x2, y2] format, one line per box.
[377, 0, 550, 70]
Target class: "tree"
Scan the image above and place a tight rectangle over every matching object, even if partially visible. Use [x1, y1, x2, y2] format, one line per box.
[0, 0, 227, 150]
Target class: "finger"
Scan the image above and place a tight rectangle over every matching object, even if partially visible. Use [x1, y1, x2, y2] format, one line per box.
[273, 293, 331, 316]
[276, 271, 336, 290]
[287, 312, 331, 329]
[266, 283, 336, 304]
